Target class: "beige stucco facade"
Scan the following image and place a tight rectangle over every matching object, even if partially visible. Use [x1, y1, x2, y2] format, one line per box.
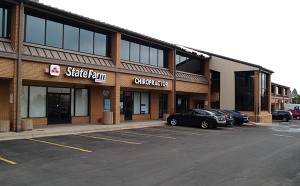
[209, 56, 259, 109]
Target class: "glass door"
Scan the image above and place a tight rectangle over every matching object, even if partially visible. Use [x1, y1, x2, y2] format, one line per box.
[48, 93, 71, 124]
[123, 92, 133, 120]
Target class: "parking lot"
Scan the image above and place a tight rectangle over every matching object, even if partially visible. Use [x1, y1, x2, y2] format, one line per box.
[1, 122, 300, 186]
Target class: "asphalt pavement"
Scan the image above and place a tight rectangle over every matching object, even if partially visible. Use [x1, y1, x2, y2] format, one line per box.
[1, 120, 300, 186]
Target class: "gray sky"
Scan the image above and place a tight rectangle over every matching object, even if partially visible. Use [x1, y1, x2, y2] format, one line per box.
[40, 0, 300, 92]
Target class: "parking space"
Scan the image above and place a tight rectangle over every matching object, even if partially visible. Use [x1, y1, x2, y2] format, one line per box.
[0, 124, 255, 168]
[3, 123, 300, 185]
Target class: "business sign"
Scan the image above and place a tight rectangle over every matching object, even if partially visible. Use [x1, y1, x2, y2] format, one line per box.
[49, 64, 60, 76]
[133, 78, 168, 87]
[49, 65, 106, 83]
[66, 67, 106, 83]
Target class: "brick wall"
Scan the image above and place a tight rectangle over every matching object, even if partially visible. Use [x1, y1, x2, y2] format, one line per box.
[150, 91, 159, 119]
[132, 114, 151, 120]
[176, 81, 209, 93]
[71, 116, 90, 124]
[90, 86, 103, 123]
[29, 118, 47, 127]
[0, 80, 9, 120]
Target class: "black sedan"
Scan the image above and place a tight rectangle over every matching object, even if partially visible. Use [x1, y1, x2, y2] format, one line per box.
[222, 110, 249, 126]
[167, 109, 220, 129]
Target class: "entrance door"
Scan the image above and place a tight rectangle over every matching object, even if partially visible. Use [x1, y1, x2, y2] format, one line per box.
[176, 95, 189, 113]
[123, 92, 133, 120]
[48, 93, 71, 124]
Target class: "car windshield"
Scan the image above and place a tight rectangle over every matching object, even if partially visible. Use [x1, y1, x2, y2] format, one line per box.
[210, 110, 223, 115]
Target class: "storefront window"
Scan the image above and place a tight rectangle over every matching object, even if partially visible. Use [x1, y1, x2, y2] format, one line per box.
[22, 86, 28, 118]
[103, 90, 110, 112]
[75, 89, 88, 116]
[121, 40, 130, 60]
[120, 91, 124, 114]
[29, 86, 46, 117]
[133, 92, 149, 114]
[71, 89, 74, 116]
[134, 92, 141, 114]
[141, 93, 149, 114]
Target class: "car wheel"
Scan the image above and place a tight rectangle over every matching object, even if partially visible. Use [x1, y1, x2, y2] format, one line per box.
[238, 121, 244, 126]
[169, 118, 178, 126]
[297, 116, 300, 120]
[282, 117, 288, 122]
[201, 120, 209, 129]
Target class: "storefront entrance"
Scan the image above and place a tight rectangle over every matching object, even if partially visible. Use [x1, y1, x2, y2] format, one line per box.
[176, 95, 189, 113]
[48, 93, 71, 124]
[123, 92, 133, 120]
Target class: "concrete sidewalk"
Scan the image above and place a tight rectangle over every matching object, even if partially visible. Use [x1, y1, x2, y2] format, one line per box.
[0, 120, 167, 141]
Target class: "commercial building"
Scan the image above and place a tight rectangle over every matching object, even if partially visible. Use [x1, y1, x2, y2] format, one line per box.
[271, 83, 291, 111]
[0, 0, 273, 132]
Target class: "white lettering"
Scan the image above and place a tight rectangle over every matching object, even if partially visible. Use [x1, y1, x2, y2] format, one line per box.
[66, 67, 72, 76]
[65, 67, 106, 83]
[133, 78, 168, 87]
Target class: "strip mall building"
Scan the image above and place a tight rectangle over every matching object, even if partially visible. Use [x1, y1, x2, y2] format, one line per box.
[0, 0, 273, 131]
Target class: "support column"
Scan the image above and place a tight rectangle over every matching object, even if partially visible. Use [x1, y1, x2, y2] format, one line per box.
[9, 70, 18, 131]
[9, 4, 23, 131]
[150, 91, 159, 119]
[90, 86, 103, 123]
[168, 48, 175, 114]
[111, 32, 121, 124]
[111, 74, 120, 124]
[254, 71, 261, 122]
[204, 60, 211, 109]
[268, 74, 272, 114]
[168, 90, 175, 114]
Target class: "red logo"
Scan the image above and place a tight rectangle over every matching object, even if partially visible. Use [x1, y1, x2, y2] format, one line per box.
[50, 65, 60, 76]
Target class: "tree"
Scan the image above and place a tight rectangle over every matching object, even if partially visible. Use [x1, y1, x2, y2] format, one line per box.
[292, 89, 300, 104]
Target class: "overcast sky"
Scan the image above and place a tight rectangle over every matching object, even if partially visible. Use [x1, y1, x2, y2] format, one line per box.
[39, 0, 300, 92]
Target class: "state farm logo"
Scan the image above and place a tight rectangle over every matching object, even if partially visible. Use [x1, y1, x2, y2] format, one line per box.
[50, 64, 60, 76]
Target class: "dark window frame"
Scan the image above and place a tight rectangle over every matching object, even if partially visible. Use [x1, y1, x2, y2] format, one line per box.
[235, 71, 255, 111]
[121, 39, 168, 68]
[24, 14, 109, 57]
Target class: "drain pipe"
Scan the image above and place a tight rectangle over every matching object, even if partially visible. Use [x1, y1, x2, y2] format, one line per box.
[16, 2, 24, 132]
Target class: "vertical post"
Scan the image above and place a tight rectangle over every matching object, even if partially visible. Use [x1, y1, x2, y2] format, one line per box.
[168, 48, 175, 114]
[111, 32, 121, 124]
[204, 59, 211, 109]
[16, 2, 24, 132]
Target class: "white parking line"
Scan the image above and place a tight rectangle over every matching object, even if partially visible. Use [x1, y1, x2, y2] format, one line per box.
[274, 134, 294, 138]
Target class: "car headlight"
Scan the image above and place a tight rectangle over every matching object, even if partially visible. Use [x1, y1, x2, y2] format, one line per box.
[214, 116, 218, 120]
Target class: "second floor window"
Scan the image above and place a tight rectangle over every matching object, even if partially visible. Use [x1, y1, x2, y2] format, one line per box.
[25, 14, 108, 57]
[121, 39, 166, 68]
[176, 54, 205, 75]
[0, 7, 10, 38]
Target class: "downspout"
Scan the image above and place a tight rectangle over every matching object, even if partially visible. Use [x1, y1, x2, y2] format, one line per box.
[16, 2, 23, 132]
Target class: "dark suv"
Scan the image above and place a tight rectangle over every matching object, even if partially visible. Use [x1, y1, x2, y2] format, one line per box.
[272, 110, 293, 121]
